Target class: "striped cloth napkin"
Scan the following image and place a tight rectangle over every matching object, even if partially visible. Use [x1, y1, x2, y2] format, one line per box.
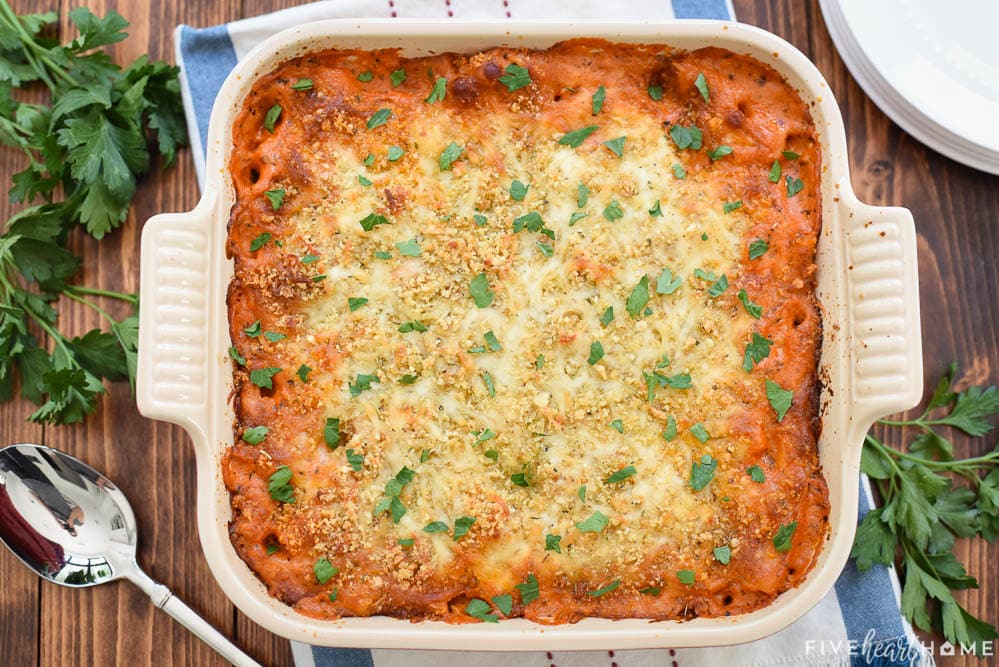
[174, 3, 932, 665]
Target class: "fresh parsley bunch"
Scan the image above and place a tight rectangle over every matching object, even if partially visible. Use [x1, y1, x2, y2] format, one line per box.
[853, 363, 999, 654]
[0, 3, 185, 423]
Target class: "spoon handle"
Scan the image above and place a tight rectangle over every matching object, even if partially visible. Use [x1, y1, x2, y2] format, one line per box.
[158, 592, 262, 667]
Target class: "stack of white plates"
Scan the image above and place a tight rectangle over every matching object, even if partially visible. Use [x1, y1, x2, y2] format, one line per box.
[819, 0, 999, 175]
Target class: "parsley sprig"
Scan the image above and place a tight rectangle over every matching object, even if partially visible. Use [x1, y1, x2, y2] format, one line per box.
[852, 364, 999, 654]
[0, 4, 184, 424]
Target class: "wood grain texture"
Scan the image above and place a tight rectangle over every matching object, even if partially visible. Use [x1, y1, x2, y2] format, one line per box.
[0, 1, 995, 665]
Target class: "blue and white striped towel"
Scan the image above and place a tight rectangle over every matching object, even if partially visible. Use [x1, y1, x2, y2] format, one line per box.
[174, 3, 932, 665]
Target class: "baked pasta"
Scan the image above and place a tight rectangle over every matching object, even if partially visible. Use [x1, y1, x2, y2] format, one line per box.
[224, 39, 829, 624]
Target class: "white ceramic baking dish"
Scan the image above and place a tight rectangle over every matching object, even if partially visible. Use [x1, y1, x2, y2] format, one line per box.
[137, 20, 923, 650]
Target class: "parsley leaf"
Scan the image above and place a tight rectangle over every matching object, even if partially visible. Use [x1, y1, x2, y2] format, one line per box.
[677, 570, 696, 586]
[291, 78, 313, 90]
[439, 141, 464, 170]
[424, 521, 448, 533]
[264, 188, 285, 210]
[398, 320, 427, 333]
[498, 63, 531, 91]
[576, 511, 609, 533]
[603, 200, 623, 221]
[577, 182, 590, 208]
[250, 232, 272, 251]
[603, 136, 626, 157]
[588, 341, 605, 365]
[396, 238, 421, 256]
[264, 104, 282, 132]
[592, 85, 606, 114]
[425, 76, 447, 103]
[510, 180, 529, 200]
[558, 125, 599, 148]
[348, 373, 379, 397]
[690, 424, 710, 444]
[737, 289, 762, 318]
[465, 598, 498, 623]
[348, 297, 369, 311]
[714, 545, 732, 564]
[648, 85, 663, 101]
[690, 454, 716, 490]
[723, 200, 742, 213]
[366, 108, 392, 130]
[786, 175, 804, 198]
[656, 268, 682, 295]
[453, 516, 476, 540]
[663, 415, 678, 441]
[516, 574, 540, 603]
[359, 213, 390, 231]
[694, 72, 710, 102]
[390, 69, 406, 86]
[669, 124, 703, 150]
[481, 371, 496, 397]
[707, 145, 733, 161]
[768, 160, 781, 183]
[587, 580, 620, 597]
[606, 465, 636, 483]
[469, 272, 494, 307]
[242, 425, 269, 445]
[766, 380, 793, 421]
[600, 307, 614, 327]
[626, 276, 650, 318]
[671, 164, 686, 180]
[492, 594, 513, 616]
[324, 418, 341, 449]
[772, 521, 797, 552]
[743, 332, 773, 372]
[609, 419, 624, 434]
[387, 145, 405, 161]
[229, 347, 246, 366]
[484, 331, 502, 351]
[783, 150, 801, 160]
[545, 534, 562, 553]
[268, 466, 295, 503]
[747, 465, 766, 482]
[749, 238, 769, 259]
[250, 367, 280, 389]
[357, 70, 373, 82]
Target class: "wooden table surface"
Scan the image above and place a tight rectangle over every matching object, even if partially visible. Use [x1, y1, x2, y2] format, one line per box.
[1, 1, 996, 665]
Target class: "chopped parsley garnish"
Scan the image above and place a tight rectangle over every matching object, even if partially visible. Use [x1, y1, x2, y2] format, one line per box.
[469, 272, 494, 307]
[677, 569, 696, 586]
[640, 587, 661, 596]
[296, 364, 311, 382]
[516, 574, 540, 603]
[398, 320, 428, 333]
[420, 449, 431, 463]
[481, 371, 496, 397]
[648, 85, 663, 101]
[694, 72, 710, 102]
[647, 200, 663, 217]
[364, 153, 375, 166]
[492, 594, 513, 616]
[783, 150, 801, 160]
[577, 182, 590, 208]
[357, 70, 373, 82]
[772, 521, 798, 552]
[268, 465, 294, 503]
[387, 145, 405, 161]
[578, 485, 587, 502]
[266, 544, 280, 555]
[671, 163, 686, 180]
[465, 598, 498, 623]
[768, 159, 782, 183]
[323, 417, 340, 449]
[358, 174, 373, 186]
[576, 510, 609, 533]
[482, 330, 502, 351]
[264, 104, 281, 132]
[395, 237, 420, 256]
[373, 250, 392, 259]
[694, 269, 728, 296]
[603, 136, 626, 157]
[229, 346, 246, 366]
[591, 85, 606, 114]
[743, 332, 774, 371]
[690, 424, 710, 444]
[714, 545, 732, 564]
[314, 557, 338, 583]
[535, 354, 545, 369]
[766, 379, 793, 421]
[600, 306, 614, 327]
[588, 341, 605, 365]
[749, 238, 769, 259]
[510, 463, 532, 488]
[786, 175, 804, 198]
[348, 373, 379, 397]
[301, 254, 320, 264]
[398, 538, 414, 547]
[345, 448, 364, 471]
[512, 211, 545, 233]
[644, 371, 693, 402]
[264, 188, 285, 210]
[484, 449, 498, 460]
[738, 289, 762, 318]
[423, 521, 448, 533]
[498, 63, 532, 91]
[250, 366, 280, 389]
[390, 69, 406, 86]
[366, 108, 391, 130]
[453, 516, 476, 540]
[244, 321, 262, 337]
[399, 374, 419, 385]
[707, 145, 733, 161]
[359, 213, 390, 231]
[606, 465, 636, 483]
[473, 213, 488, 226]
[569, 211, 588, 227]
[374, 466, 416, 524]
[723, 200, 742, 213]
[690, 454, 716, 491]
[473, 428, 496, 445]
[545, 534, 562, 553]
[609, 419, 624, 434]
[291, 78, 313, 90]
[656, 268, 682, 295]
[626, 275, 650, 318]
[747, 465, 766, 482]
[249, 232, 272, 251]
[587, 580, 621, 597]
[663, 415, 677, 441]
[669, 124, 702, 150]
[603, 200, 623, 221]
[425, 76, 447, 104]
[510, 179, 529, 200]
[348, 297, 369, 311]
[242, 425, 268, 445]
[263, 331, 285, 342]
[558, 125, 599, 148]
[438, 141, 464, 170]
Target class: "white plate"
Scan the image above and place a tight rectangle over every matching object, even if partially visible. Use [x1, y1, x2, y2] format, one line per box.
[820, 0, 999, 175]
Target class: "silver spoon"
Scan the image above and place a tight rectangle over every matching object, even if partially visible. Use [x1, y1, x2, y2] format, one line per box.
[0, 443, 260, 667]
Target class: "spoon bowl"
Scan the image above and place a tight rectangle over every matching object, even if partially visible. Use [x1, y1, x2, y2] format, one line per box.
[0, 444, 258, 666]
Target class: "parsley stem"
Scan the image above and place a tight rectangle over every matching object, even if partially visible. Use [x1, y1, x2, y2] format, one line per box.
[871, 433, 999, 469]
[63, 291, 116, 324]
[66, 285, 138, 305]
[0, 2, 59, 90]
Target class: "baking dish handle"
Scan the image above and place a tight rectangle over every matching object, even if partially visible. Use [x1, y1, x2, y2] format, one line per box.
[843, 199, 923, 428]
[136, 200, 215, 446]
